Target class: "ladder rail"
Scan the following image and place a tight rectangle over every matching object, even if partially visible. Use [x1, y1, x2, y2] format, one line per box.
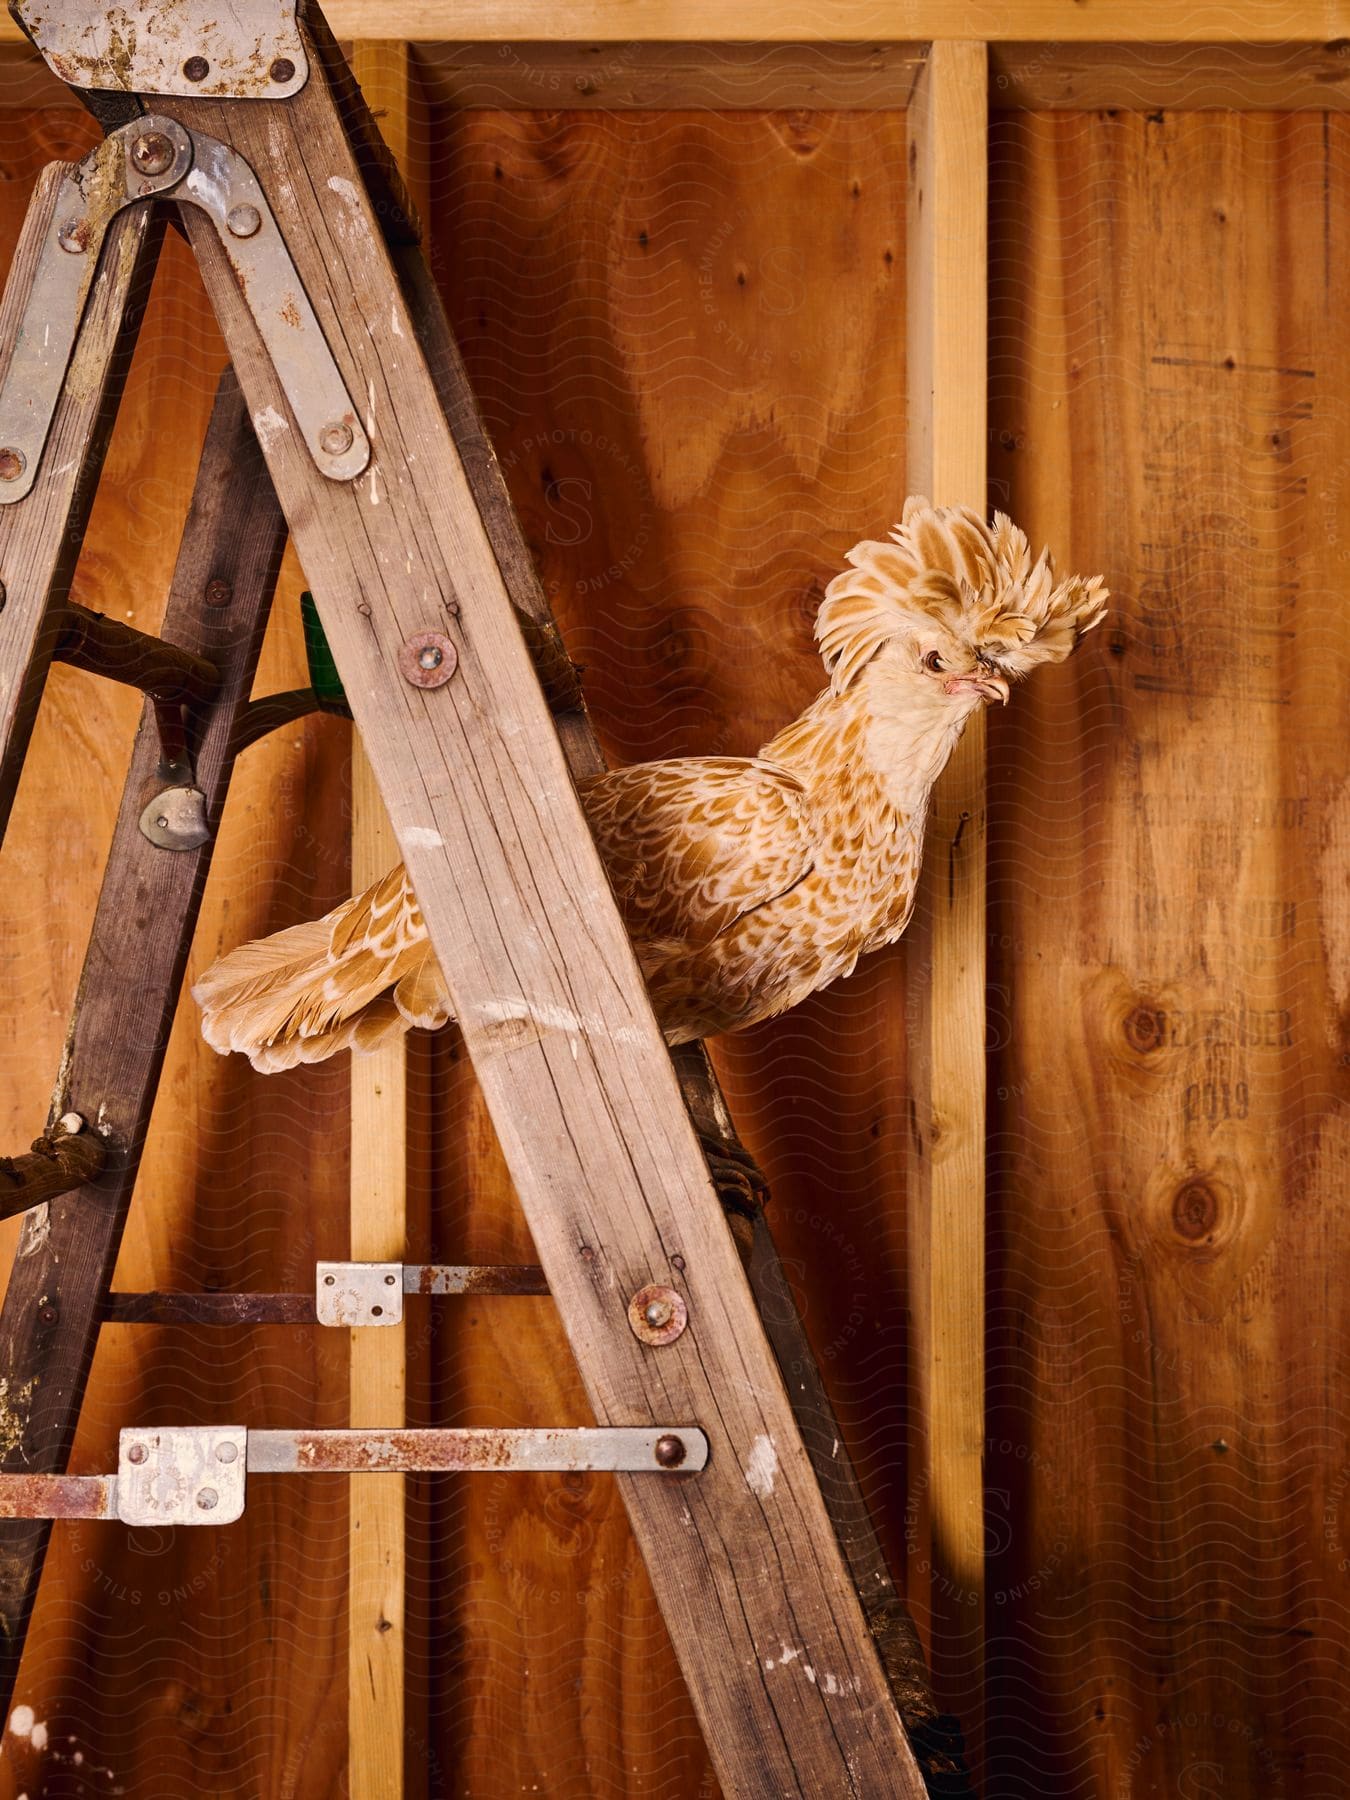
[0, 372, 288, 1701]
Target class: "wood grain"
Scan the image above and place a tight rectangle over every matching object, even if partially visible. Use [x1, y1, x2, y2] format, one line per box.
[162, 34, 924, 1795]
[904, 39, 988, 1757]
[986, 107, 1350, 1798]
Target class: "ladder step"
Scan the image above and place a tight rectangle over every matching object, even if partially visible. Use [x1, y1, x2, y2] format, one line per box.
[55, 603, 219, 703]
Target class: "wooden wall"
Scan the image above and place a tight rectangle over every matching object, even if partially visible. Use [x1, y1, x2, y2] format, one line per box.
[986, 108, 1349, 1798]
[0, 57, 1345, 1800]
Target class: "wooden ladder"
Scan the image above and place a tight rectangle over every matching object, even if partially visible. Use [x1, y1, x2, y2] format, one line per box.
[0, 8, 973, 1794]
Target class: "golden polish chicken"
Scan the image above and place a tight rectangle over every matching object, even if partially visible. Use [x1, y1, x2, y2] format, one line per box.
[194, 500, 1106, 1071]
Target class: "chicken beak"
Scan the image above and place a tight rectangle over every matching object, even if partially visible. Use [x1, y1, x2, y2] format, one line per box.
[944, 672, 1010, 706]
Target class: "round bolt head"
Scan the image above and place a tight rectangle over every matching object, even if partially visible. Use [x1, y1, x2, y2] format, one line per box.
[319, 421, 354, 457]
[127, 1443, 148, 1466]
[215, 1442, 239, 1464]
[226, 203, 261, 240]
[270, 57, 297, 83]
[183, 55, 210, 82]
[131, 132, 175, 176]
[204, 577, 233, 609]
[0, 449, 26, 482]
[196, 1487, 219, 1511]
[324, 1274, 336, 1286]
[628, 1284, 688, 1347]
[654, 1434, 687, 1469]
[398, 631, 459, 690]
[57, 217, 89, 254]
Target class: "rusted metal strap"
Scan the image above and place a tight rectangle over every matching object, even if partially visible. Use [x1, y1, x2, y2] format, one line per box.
[102, 1264, 551, 1327]
[0, 1475, 116, 1521]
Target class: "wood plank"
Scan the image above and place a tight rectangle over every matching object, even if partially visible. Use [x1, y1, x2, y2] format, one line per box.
[984, 105, 1350, 1800]
[345, 39, 432, 1800]
[904, 37, 988, 1762]
[992, 40, 1350, 111]
[8, 2, 1350, 45]
[0, 374, 289, 1702]
[161, 30, 924, 1796]
[416, 39, 922, 108]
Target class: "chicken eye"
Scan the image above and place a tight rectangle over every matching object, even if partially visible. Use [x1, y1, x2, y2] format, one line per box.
[922, 650, 944, 673]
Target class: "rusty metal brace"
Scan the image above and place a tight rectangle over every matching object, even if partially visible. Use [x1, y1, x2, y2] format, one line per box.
[0, 113, 368, 508]
[0, 1425, 710, 1527]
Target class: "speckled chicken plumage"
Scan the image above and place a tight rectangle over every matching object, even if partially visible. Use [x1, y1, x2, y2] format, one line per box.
[195, 500, 1107, 1071]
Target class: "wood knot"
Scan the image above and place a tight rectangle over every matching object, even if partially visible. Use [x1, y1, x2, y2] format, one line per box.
[1172, 1180, 1219, 1242]
[1123, 1005, 1166, 1053]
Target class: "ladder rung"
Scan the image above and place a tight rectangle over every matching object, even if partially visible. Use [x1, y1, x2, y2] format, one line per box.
[56, 604, 219, 704]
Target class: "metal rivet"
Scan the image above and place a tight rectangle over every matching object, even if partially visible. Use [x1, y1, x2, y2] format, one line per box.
[0, 449, 26, 482]
[324, 1274, 336, 1286]
[197, 1487, 219, 1510]
[654, 1434, 687, 1469]
[270, 57, 297, 83]
[226, 203, 261, 239]
[204, 578, 233, 609]
[155, 816, 169, 830]
[628, 1284, 688, 1347]
[215, 1442, 239, 1464]
[183, 55, 210, 82]
[398, 631, 458, 690]
[131, 132, 175, 177]
[319, 421, 354, 457]
[127, 1443, 148, 1466]
[57, 217, 89, 254]
[384, 1274, 397, 1286]
[371, 1305, 384, 1318]
[37, 1305, 57, 1326]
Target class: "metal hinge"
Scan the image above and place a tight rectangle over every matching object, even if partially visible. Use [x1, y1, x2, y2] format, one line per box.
[0, 1425, 708, 1525]
[0, 115, 368, 504]
[14, 1, 308, 101]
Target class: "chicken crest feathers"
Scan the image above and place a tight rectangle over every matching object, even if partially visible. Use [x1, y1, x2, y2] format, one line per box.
[815, 496, 1109, 692]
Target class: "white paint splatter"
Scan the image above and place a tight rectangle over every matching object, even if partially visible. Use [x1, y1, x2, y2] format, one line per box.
[9, 1705, 34, 1737]
[744, 1434, 778, 1499]
[390, 303, 404, 338]
[777, 1644, 800, 1665]
[252, 405, 289, 451]
[327, 176, 361, 206]
[403, 826, 444, 850]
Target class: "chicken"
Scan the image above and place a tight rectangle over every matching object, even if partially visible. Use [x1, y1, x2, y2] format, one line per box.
[194, 499, 1106, 1071]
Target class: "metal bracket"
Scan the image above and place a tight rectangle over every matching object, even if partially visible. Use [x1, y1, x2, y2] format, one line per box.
[0, 1426, 708, 1525]
[315, 1261, 553, 1324]
[0, 115, 368, 503]
[14, 2, 308, 101]
[117, 1425, 247, 1525]
[316, 1261, 403, 1327]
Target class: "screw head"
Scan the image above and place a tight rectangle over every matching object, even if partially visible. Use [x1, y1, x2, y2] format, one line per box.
[57, 217, 89, 254]
[127, 1443, 148, 1466]
[183, 55, 210, 82]
[319, 421, 354, 457]
[324, 1274, 336, 1287]
[654, 1434, 687, 1469]
[196, 1487, 219, 1511]
[270, 57, 297, 83]
[371, 1305, 384, 1318]
[37, 1305, 57, 1326]
[215, 1442, 239, 1464]
[384, 1274, 397, 1286]
[204, 577, 233, 609]
[226, 203, 261, 239]
[0, 448, 26, 482]
[131, 132, 175, 177]
[398, 631, 458, 689]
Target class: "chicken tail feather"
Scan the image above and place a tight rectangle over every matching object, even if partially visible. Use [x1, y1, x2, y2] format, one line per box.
[193, 867, 450, 1073]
